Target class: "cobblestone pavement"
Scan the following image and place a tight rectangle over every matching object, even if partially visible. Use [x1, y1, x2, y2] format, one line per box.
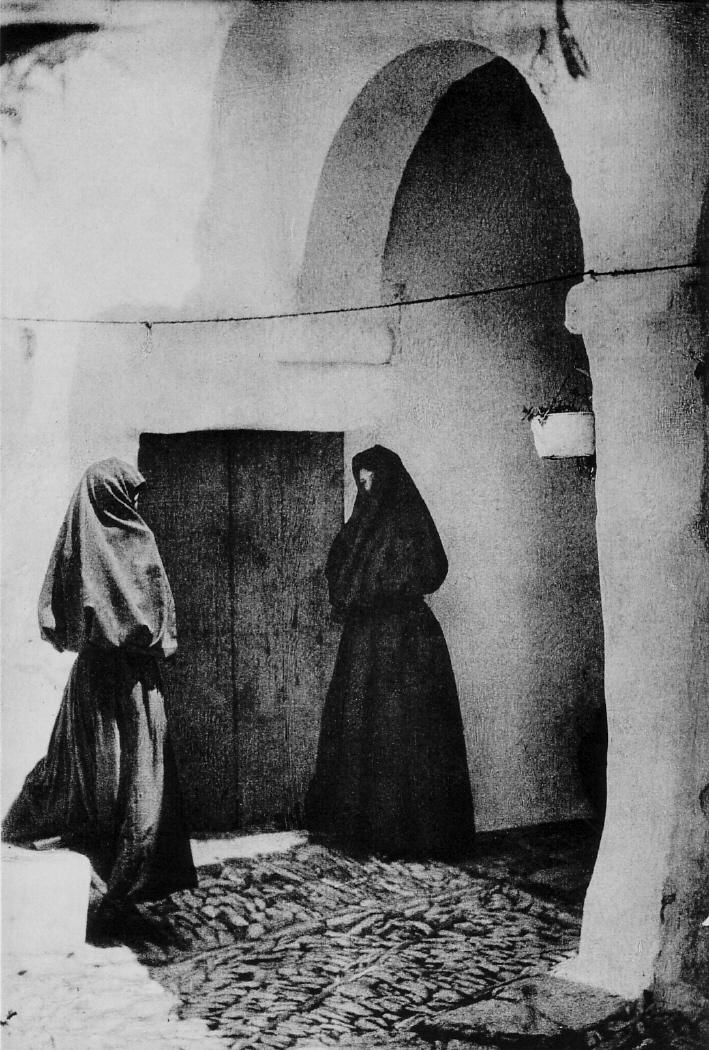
[3, 824, 706, 1049]
[109, 835, 586, 1048]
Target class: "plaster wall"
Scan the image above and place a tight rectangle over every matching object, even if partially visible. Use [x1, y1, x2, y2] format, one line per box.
[2, 0, 708, 1004]
[7, 2, 705, 322]
[0, 313, 394, 809]
[562, 270, 709, 1005]
[1, 5, 603, 833]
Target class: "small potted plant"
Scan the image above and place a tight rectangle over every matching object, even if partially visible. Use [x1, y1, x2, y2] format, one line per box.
[523, 369, 595, 459]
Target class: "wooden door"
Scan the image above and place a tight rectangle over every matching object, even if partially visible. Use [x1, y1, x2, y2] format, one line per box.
[138, 430, 343, 831]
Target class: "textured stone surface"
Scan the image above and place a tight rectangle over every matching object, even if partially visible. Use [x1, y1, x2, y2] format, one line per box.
[528, 976, 628, 1030]
[426, 974, 630, 1046]
[1, 826, 706, 1049]
[37, 827, 585, 1050]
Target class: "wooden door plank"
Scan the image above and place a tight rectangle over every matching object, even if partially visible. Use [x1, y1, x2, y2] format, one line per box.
[229, 431, 343, 827]
[138, 432, 238, 831]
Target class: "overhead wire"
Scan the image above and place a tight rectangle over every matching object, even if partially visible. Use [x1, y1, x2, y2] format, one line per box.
[1, 260, 698, 329]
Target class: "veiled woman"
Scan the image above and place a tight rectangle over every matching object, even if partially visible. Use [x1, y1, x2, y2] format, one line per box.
[3, 459, 196, 903]
[305, 445, 475, 859]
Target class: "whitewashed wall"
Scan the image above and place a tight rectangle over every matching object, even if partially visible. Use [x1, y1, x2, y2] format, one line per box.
[2, 0, 708, 1005]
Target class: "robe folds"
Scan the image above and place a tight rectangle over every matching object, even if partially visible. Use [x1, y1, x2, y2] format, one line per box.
[3, 459, 196, 902]
[305, 445, 475, 859]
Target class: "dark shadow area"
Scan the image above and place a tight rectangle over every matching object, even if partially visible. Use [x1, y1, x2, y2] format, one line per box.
[381, 56, 607, 834]
[86, 898, 191, 955]
[382, 56, 584, 298]
[694, 183, 709, 555]
[577, 703, 608, 826]
[1, 23, 100, 64]
[470, 820, 602, 911]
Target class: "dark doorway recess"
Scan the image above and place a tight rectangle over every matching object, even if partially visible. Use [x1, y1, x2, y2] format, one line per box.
[381, 54, 606, 830]
[138, 430, 344, 832]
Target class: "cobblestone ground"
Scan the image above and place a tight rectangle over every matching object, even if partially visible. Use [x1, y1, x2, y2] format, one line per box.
[3, 825, 706, 1049]
[109, 834, 586, 1048]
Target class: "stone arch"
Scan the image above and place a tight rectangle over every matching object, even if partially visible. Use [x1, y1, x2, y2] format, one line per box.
[298, 40, 497, 311]
[381, 55, 584, 297]
[299, 41, 586, 310]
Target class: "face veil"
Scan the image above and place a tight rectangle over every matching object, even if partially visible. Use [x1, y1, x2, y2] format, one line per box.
[38, 458, 177, 656]
[325, 445, 448, 614]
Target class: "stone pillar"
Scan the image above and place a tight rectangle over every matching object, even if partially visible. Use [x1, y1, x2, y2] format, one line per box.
[562, 267, 709, 1005]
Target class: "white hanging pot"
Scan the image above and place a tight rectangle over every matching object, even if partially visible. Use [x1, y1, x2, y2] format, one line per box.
[530, 411, 595, 459]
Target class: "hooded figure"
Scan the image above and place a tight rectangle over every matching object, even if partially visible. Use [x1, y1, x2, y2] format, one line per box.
[3, 459, 196, 903]
[305, 446, 475, 858]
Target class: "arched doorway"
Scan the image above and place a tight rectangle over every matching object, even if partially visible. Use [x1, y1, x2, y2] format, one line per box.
[301, 46, 606, 836]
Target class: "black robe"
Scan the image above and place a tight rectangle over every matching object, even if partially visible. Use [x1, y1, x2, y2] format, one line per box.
[3, 459, 196, 902]
[305, 445, 475, 859]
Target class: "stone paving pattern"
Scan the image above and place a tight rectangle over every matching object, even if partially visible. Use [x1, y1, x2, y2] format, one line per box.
[132, 842, 582, 1047]
[2, 823, 707, 1049]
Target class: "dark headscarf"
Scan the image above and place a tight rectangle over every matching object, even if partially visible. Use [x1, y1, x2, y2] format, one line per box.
[326, 445, 448, 614]
[38, 458, 177, 657]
